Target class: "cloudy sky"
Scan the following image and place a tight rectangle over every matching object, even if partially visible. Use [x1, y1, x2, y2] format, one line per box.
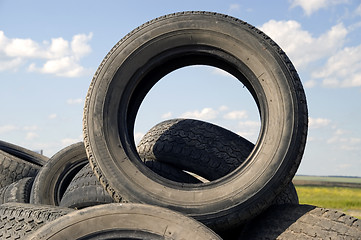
[0, 0, 360, 176]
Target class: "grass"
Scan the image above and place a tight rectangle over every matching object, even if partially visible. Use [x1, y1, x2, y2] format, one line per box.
[294, 175, 361, 184]
[295, 185, 361, 219]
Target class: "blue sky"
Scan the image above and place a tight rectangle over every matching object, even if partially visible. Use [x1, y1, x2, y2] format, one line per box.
[0, 0, 360, 176]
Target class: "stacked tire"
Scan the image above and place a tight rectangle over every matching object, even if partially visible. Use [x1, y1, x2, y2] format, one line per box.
[1, 11, 360, 239]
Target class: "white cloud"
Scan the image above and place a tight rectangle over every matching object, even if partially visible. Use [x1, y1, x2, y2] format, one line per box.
[312, 44, 361, 88]
[229, 4, 240, 12]
[161, 112, 172, 119]
[304, 79, 317, 88]
[23, 125, 38, 131]
[308, 117, 331, 128]
[0, 31, 93, 77]
[61, 136, 82, 147]
[71, 32, 93, 58]
[180, 107, 218, 120]
[4, 37, 43, 58]
[238, 121, 261, 128]
[134, 132, 145, 145]
[327, 129, 361, 151]
[212, 68, 234, 78]
[0, 58, 23, 71]
[66, 98, 83, 105]
[290, 0, 348, 16]
[259, 20, 347, 70]
[223, 110, 248, 120]
[48, 113, 57, 119]
[0, 124, 18, 134]
[356, 4, 361, 16]
[25, 132, 38, 140]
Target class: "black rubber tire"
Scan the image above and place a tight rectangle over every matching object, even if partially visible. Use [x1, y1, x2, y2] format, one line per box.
[0, 140, 48, 167]
[60, 161, 200, 209]
[30, 142, 88, 206]
[0, 202, 74, 240]
[138, 118, 299, 204]
[137, 118, 254, 180]
[83, 11, 308, 231]
[239, 204, 361, 239]
[29, 203, 222, 239]
[0, 177, 34, 204]
[0, 150, 40, 188]
[59, 163, 114, 209]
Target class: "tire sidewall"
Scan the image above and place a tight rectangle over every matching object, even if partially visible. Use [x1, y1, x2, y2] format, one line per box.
[84, 12, 307, 228]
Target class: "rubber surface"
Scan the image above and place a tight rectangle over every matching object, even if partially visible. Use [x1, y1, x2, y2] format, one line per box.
[0, 149, 40, 188]
[0, 140, 48, 167]
[0, 177, 34, 204]
[60, 163, 114, 209]
[29, 203, 221, 239]
[137, 118, 254, 180]
[0, 202, 73, 240]
[83, 11, 308, 231]
[240, 204, 361, 239]
[30, 142, 88, 205]
[138, 118, 299, 204]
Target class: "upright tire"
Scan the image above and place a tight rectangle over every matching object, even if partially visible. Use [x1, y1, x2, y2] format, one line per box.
[30, 142, 88, 205]
[0, 177, 34, 204]
[83, 11, 308, 231]
[29, 203, 221, 239]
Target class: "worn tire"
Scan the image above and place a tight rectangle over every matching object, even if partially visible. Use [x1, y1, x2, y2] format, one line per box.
[59, 163, 114, 209]
[29, 203, 221, 239]
[137, 118, 254, 180]
[0, 177, 34, 204]
[0, 202, 73, 240]
[240, 204, 361, 239]
[138, 118, 299, 204]
[0, 140, 48, 167]
[30, 142, 88, 205]
[60, 161, 200, 209]
[0, 150, 40, 188]
[83, 11, 308, 231]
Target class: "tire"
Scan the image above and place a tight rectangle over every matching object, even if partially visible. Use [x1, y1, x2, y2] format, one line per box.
[60, 161, 200, 209]
[138, 118, 298, 204]
[29, 203, 221, 239]
[239, 204, 361, 239]
[83, 11, 308, 231]
[59, 163, 114, 209]
[0, 177, 34, 204]
[0, 140, 48, 167]
[0, 150, 40, 188]
[0, 202, 74, 240]
[137, 118, 254, 180]
[30, 142, 88, 206]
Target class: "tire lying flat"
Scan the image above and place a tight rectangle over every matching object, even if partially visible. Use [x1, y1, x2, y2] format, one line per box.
[137, 118, 254, 180]
[239, 204, 361, 239]
[0, 150, 40, 188]
[83, 11, 308, 231]
[0, 202, 73, 240]
[0, 140, 48, 167]
[30, 142, 88, 206]
[138, 118, 299, 204]
[29, 203, 221, 240]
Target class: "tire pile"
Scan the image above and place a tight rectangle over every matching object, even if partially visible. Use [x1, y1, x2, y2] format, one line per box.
[1, 11, 360, 239]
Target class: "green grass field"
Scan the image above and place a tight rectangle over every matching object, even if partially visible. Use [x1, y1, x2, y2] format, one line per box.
[295, 184, 361, 219]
